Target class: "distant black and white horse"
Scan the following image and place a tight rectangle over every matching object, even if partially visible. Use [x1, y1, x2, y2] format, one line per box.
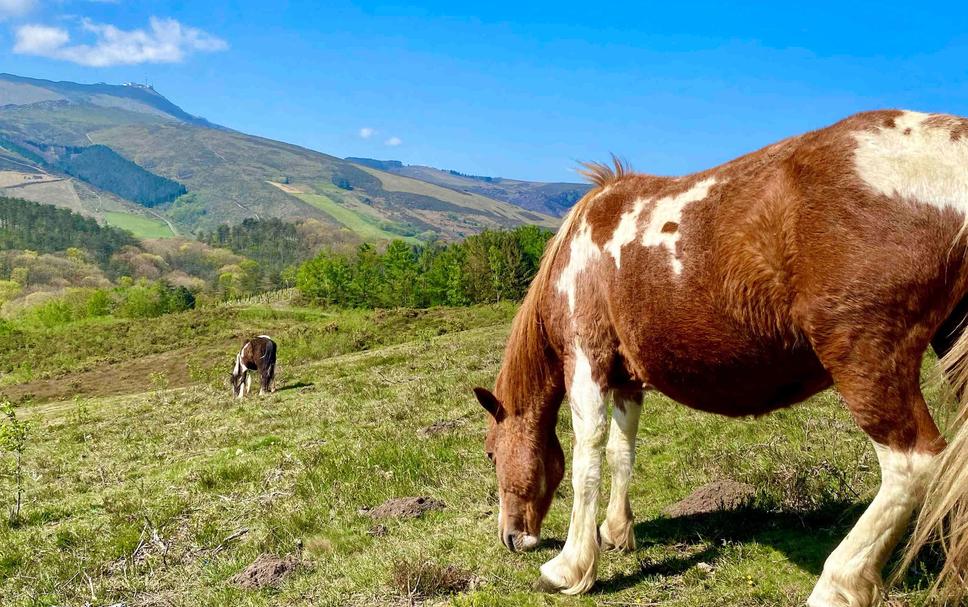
[231, 335, 277, 398]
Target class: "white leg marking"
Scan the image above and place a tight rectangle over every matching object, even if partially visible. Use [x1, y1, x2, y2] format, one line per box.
[555, 219, 601, 315]
[853, 111, 968, 216]
[603, 177, 717, 273]
[600, 393, 642, 552]
[807, 443, 934, 607]
[539, 342, 607, 595]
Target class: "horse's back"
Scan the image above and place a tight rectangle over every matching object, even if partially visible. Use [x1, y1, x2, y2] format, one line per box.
[544, 109, 968, 415]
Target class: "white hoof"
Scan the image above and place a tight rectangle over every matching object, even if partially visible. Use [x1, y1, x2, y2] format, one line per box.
[599, 518, 635, 552]
[807, 572, 880, 607]
[537, 550, 599, 595]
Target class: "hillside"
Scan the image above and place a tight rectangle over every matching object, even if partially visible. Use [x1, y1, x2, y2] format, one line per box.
[0, 74, 558, 241]
[347, 157, 590, 217]
[0, 300, 947, 606]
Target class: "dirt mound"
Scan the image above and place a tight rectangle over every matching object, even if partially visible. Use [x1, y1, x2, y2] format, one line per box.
[230, 554, 298, 590]
[664, 480, 755, 518]
[363, 496, 445, 519]
[417, 418, 465, 438]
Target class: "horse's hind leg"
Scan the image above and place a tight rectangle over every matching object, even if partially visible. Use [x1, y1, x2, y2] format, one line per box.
[807, 346, 943, 607]
[600, 387, 643, 552]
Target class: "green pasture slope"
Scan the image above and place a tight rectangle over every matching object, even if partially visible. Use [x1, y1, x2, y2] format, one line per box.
[103, 210, 176, 239]
[294, 192, 421, 244]
[0, 302, 951, 606]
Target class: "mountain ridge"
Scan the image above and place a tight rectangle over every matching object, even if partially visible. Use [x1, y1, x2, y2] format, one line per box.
[0, 74, 559, 241]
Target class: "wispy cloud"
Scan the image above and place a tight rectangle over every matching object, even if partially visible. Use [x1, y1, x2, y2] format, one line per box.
[13, 16, 228, 66]
[359, 127, 375, 139]
[0, 0, 34, 20]
[385, 136, 402, 146]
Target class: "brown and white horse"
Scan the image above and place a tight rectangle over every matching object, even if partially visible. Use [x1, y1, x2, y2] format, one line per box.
[231, 335, 277, 398]
[474, 110, 968, 605]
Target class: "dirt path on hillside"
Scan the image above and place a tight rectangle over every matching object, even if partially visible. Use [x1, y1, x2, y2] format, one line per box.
[0, 345, 217, 404]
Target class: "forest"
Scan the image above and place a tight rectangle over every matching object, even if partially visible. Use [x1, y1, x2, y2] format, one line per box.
[0, 196, 554, 329]
[56, 145, 187, 207]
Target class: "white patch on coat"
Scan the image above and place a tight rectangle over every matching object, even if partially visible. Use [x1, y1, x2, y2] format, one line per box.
[555, 219, 601, 314]
[258, 335, 272, 340]
[807, 443, 934, 607]
[603, 177, 717, 273]
[853, 111, 968, 218]
[640, 177, 717, 275]
[603, 198, 646, 270]
[539, 341, 607, 594]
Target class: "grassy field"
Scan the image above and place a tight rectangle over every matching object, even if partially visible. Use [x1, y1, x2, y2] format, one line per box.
[0, 301, 953, 606]
[103, 211, 176, 239]
[292, 192, 420, 244]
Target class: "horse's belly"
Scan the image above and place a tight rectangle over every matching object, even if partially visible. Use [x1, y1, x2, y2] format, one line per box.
[626, 325, 831, 417]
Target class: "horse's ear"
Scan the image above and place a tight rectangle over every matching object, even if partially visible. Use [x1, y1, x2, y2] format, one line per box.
[474, 387, 504, 421]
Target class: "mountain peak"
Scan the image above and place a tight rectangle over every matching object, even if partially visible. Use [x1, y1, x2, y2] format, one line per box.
[0, 73, 217, 128]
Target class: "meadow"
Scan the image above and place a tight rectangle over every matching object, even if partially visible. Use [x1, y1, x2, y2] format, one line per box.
[0, 299, 952, 606]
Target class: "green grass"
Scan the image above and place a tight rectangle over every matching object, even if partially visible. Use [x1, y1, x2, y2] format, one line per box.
[294, 192, 420, 244]
[103, 211, 175, 239]
[0, 303, 953, 606]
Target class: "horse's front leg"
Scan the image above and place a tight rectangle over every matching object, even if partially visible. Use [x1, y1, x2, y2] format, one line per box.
[539, 347, 608, 595]
[600, 389, 643, 552]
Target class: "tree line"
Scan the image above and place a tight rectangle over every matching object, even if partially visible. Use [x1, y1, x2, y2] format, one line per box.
[295, 225, 552, 308]
[0, 196, 136, 264]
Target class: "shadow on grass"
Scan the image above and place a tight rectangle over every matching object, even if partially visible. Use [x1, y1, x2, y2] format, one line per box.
[594, 503, 942, 595]
[275, 382, 315, 392]
[596, 503, 861, 593]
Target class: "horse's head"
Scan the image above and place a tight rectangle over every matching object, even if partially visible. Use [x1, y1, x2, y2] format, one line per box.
[229, 371, 244, 397]
[474, 386, 564, 552]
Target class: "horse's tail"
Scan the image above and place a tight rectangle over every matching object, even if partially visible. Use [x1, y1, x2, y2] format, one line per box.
[897, 330, 968, 601]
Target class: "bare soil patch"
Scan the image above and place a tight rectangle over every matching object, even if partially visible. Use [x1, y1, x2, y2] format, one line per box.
[664, 480, 756, 518]
[416, 418, 465, 438]
[362, 496, 445, 519]
[229, 554, 298, 590]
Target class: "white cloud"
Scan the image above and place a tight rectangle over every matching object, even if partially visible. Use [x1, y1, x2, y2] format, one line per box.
[385, 136, 402, 146]
[0, 0, 34, 20]
[359, 127, 375, 139]
[13, 16, 228, 66]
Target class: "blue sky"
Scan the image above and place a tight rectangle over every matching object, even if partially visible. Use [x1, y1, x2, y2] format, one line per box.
[1, 1, 967, 182]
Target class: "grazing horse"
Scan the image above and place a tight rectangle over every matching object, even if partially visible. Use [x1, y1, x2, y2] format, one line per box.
[474, 110, 968, 606]
[231, 335, 277, 398]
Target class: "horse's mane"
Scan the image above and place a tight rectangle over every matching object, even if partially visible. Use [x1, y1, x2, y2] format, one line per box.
[495, 156, 630, 414]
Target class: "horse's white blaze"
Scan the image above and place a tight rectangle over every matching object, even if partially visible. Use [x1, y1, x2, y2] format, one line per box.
[641, 177, 717, 275]
[555, 219, 601, 314]
[601, 393, 641, 551]
[540, 341, 607, 594]
[807, 443, 934, 607]
[603, 177, 717, 274]
[854, 111, 968, 216]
